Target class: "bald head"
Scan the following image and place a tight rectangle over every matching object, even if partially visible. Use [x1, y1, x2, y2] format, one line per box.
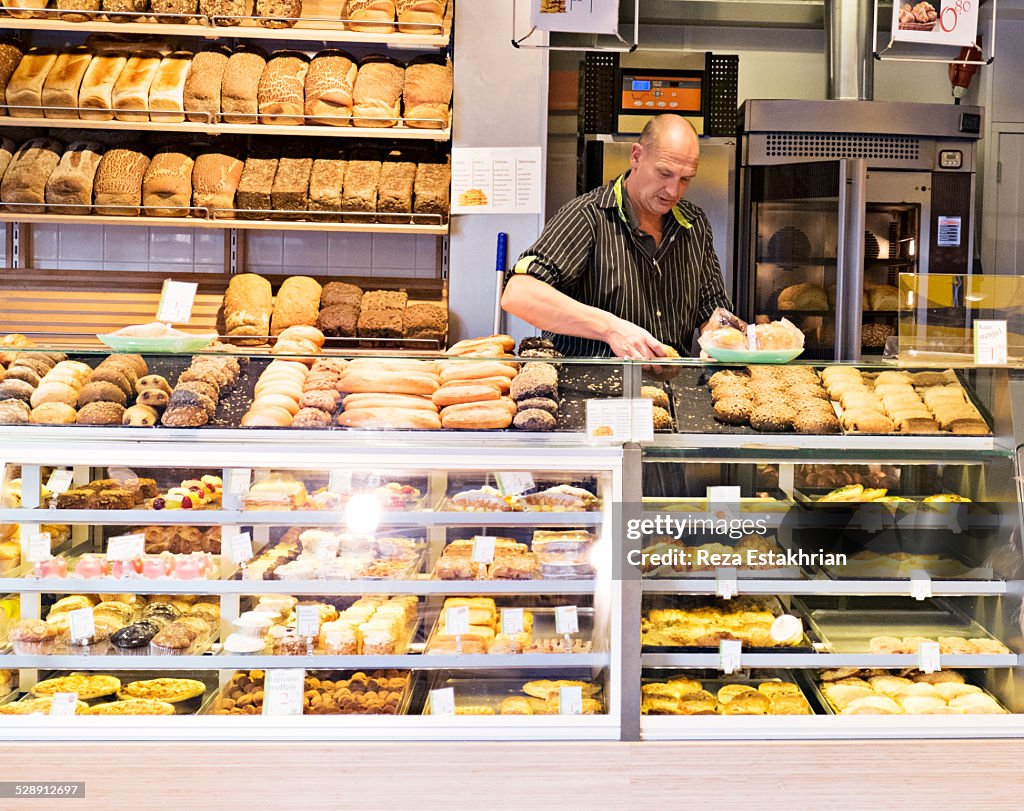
[626, 115, 700, 217]
[637, 114, 699, 151]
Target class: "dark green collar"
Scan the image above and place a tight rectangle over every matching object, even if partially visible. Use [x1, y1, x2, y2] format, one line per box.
[606, 173, 692, 230]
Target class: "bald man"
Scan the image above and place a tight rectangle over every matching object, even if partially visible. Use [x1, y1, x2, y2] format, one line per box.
[502, 115, 732, 358]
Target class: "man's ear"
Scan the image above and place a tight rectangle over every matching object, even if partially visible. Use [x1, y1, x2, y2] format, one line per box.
[629, 143, 642, 168]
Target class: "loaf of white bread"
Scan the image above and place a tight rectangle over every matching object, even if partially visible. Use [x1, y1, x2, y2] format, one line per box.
[257, 51, 308, 126]
[345, 0, 395, 33]
[93, 148, 150, 216]
[41, 48, 94, 120]
[402, 57, 451, 129]
[191, 152, 243, 218]
[6, 48, 58, 118]
[112, 51, 162, 122]
[304, 50, 357, 126]
[352, 57, 403, 127]
[142, 150, 194, 217]
[78, 51, 129, 121]
[149, 51, 193, 123]
[396, 0, 444, 33]
[44, 140, 104, 214]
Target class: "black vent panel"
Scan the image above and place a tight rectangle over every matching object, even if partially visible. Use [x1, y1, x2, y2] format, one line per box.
[766, 133, 921, 160]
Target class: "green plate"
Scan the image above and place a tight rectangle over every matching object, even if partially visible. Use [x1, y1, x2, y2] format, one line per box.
[98, 334, 217, 354]
[704, 347, 804, 364]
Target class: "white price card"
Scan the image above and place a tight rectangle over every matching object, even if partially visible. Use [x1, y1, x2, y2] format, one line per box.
[107, 533, 146, 561]
[49, 692, 79, 716]
[428, 687, 455, 716]
[68, 608, 96, 642]
[27, 532, 52, 564]
[554, 605, 579, 635]
[630, 397, 654, 442]
[262, 670, 305, 716]
[495, 472, 535, 497]
[225, 468, 251, 496]
[228, 532, 253, 565]
[974, 320, 1008, 365]
[719, 639, 742, 674]
[585, 399, 632, 443]
[295, 605, 319, 638]
[45, 469, 74, 495]
[558, 685, 583, 716]
[501, 608, 525, 636]
[329, 469, 353, 494]
[910, 570, 933, 601]
[446, 605, 470, 636]
[918, 641, 941, 674]
[155, 278, 198, 324]
[707, 486, 742, 523]
[314, 538, 339, 562]
[715, 567, 739, 600]
[471, 535, 496, 564]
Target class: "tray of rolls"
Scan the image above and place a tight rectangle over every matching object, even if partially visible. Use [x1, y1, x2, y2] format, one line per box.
[641, 668, 815, 715]
[812, 667, 1009, 715]
[423, 673, 605, 715]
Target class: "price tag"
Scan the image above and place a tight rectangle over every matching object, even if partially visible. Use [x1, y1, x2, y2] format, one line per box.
[262, 670, 305, 716]
[445, 605, 470, 636]
[155, 278, 198, 324]
[715, 567, 739, 600]
[585, 399, 632, 443]
[428, 687, 455, 716]
[554, 605, 579, 635]
[501, 608, 525, 636]
[27, 532, 52, 564]
[707, 486, 741, 523]
[719, 638, 742, 674]
[45, 469, 74, 495]
[910, 570, 933, 601]
[295, 605, 319, 638]
[68, 608, 96, 643]
[471, 535, 496, 564]
[225, 468, 251, 496]
[770, 615, 803, 645]
[974, 320, 1008, 365]
[558, 685, 583, 716]
[329, 469, 353, 494]
[228, 532, 253, 565]
[630, 397, 655, 442]
[49, 692, 78, 716]
[918, 641, 941, 674]
[314, 538, 339, 562]
[106, 533, 145, 561]
[495, 472, 535, 497]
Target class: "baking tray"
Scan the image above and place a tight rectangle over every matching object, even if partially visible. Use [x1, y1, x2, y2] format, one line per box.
[556, 363, 623, 433]
[641, 667, 820, 715]
[424, 606, 594, 655]
[808, 669, 1010, 716]
[797, 596, 1009, 654]
[22, 669, 218, 714]
[422, 672, 606, 715]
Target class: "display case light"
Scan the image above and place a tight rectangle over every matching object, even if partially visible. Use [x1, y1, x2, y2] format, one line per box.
[345, 493, 381, 535]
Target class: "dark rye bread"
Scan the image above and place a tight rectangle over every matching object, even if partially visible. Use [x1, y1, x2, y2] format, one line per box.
[357, 309, 403, 341]
[402, 302, 446, 341]
[236, 142, 278, 219]
[270, 144, 312, 219]
[319, 281, 362, 308]
[316, 303, 359, 338]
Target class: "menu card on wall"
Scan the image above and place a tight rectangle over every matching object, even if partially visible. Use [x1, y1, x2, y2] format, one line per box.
[451, 148, 543, 215]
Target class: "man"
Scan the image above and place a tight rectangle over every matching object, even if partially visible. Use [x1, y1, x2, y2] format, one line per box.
[502, 114, 732, 358]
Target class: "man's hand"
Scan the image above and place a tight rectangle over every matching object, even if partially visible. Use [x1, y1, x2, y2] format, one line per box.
[605, 319, 663, 359]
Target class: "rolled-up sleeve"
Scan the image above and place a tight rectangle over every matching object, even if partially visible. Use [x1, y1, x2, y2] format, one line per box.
[693, 210, 733, 323]
[504, 196, 596, 292]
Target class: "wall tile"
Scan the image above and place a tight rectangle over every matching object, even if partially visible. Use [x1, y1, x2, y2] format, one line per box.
[371, 234, 417, 269]
[31, 225, 59, 262]
[245, 232, 284, 267]
[327, 232, 372, 269]
[58, 224, 103, 261]
[104, 226, 149, 263]
[284, 232, 327, 268]
[149, 230, 195, 264]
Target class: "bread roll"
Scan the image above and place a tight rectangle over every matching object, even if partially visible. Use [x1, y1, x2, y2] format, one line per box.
[224, 273, 272, 344]
[336, 370, 438, 396]
[93, 147, 150, 215]
[345, 0, 394, 32]
[271, 276, 322, 335]
[304, 50, 356, 126]
[41, 48, 93, 120]
[2, 137, 63, 213]
[149, 51, 193, 123]
[308, 147, 345, 220]
[396, 0, 443, 32]
[236, 146, 278, 220]
[378, 156, 415, 223]
[343, 393, 437, 412]
[257, 52, 308, 126]
[441, 404, 513, 430]
[221, 48, 266, 124]
[352, 57, 403, 127]
[6, 48, 58, 118]
[412, 159, 449, 224]
[403, 58, 451, 128]
[270, 148, 311, 218]
[200, 0, 253, 25]
[183, 49, 228, 123]
[0, 41, 25, 115]
[142, 150, 194, 217]
[433, 382, 500, 407]
[112, 51, 162, 122]
[45, 140, 104, 214]
[78, 51, 129, 121]
[257, 0, 300, 27]
[337, 407, 440, 430]
[100, 0, 145, 20]
[341, 156, 380, 222]
[191, 152, 242, 217]
[151, 0, 198, 22]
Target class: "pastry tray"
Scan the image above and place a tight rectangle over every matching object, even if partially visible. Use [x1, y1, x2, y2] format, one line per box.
[807, 669, 1009, 716]
[795, 596, 1009, 654]
[421, 671, 606, 715]
[643, 491, 796, 514]
[641, 667, 821, 715]
[24, 669, 218, 714]
[424, 606, 595, 656]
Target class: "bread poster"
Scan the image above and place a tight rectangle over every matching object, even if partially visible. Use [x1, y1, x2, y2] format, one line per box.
[529, 0, 619, 35]
[891, 1, 979, 47]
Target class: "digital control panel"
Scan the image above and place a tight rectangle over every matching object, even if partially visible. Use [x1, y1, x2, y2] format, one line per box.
[618, 70, 703, 116]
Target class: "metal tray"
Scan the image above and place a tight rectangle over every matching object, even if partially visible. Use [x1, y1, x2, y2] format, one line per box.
[422, 672, 605, 715]
[424, 606, 595, 656]
[22, 669, 219, 714]
[641, 667, 820, 715]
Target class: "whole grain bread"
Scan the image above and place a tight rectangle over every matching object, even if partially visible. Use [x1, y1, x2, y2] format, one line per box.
[183, 49, 228, 123]
[221, 47, 266, 124]
[44, 140, 104, 214]
[93, 146, 150, 216]
[142, 149, 194, 217]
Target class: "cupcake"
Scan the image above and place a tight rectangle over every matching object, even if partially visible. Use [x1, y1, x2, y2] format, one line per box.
[150, 622, 198, 656]
[320, 622, 359, 655]
[10, 619, 57, 655]
[189, 602, 221, 623]
[269, 626, 309, 656]
[111, 620, 161, 656]
[142, 602, 181, 623]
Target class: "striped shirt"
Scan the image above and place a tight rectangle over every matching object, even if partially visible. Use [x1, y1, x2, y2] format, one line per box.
[507, 173, 732, 357]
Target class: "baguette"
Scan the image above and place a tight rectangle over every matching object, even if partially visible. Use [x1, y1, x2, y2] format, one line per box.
[446, 334, 516, 354]
[345, 0, 395, 32]
[335, 371, 439, 396]
[396, 0, 443, 33]
[337, 407, 440, 430]
[257, 51, 308, 126]
[342, 394, 438, 412]
[142, 150, 194, 217]
[148, 50, 193, 123]
[112, 51, 162, 122]
[432, 381, 501, 407]
[44, 140, 104, 214]
[78, 51, 129, 121]
[439, 361, 518, 383]
[304, 50, 357, 126]
[440, 404, 514, 430]
[6, 48, 58, 118]
[2, 137, 63, 213]
[41, 48, 94, 120]
[345, 358, 437, 375]
[352, 56, 403, 127]
[468, 375, 511, 395]
[183, 49, 228, 123]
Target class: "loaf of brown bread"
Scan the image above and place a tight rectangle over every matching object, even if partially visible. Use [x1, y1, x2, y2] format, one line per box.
[352, 56, 403, 127]
[41, 48, 94, 120]
[258, 52, 308, 126]
[151, 0, 198, 22]
[191, 151, 243, 218]
[257, 0, 300, 27]
[308, 146, 346, 220]
[2, 137, 62, 213]
[403, 57, 452, 129]
[93, 147, 150, 215]
[412, 159, 449, 224]
[341, 154, 381, 222]
[58, 0, 100, 21]
[0, 41, 25, 115]
[2, 0, 51, 20]
[183, 49, 228, 123]
[271, 276, 322, 335]
[112, 51, 162, 122]
[0, 138, 16, 180]
[304, 50, 357, 126]
[148, 50, 193, 123]
[6, 48, 58, 118]
[221, 48, 266, 124]
[224, 272, 272, 344]
[236, 145, 278, 219]
[200, 0, 253, 25]
[100, 0, 146, 20]
[45, 140, 104, 214]
[345, 0, 395, 32]
[396, 0, 443, 33]
[270, 150, 312, 219]
[378, 155, 415, 223]
[142, 150, 194, 217]
[78, 51, 128, 121]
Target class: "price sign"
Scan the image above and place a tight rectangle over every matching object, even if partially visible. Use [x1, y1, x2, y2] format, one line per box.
[910, 570, 933, 601]
[918, 641, 941, 674]
[107, 533, 146, 561]
[715, 567, 739, 600]
[585, 399, 631, 443]
[155, 278, 198, 324]
[262, 670, 305, 716]
[228, 532, 253, 565]
[471, 535, 496, 564]
[27, 532, 52, 564]
[68, 608, 96, 642]
[495, 472, 535, 497]
[445, 606, 470, 636]
[329, 469, 353, 494]
[707, 486, 741, 523]
[501, 608, 525, 636]
[554, 605, 579, 635]
[295, 605, 319, 638]
[974, 320, 1008, 365]
[225, 468, 252, 496]
[428, 687, 455, 716]
[45, 470, 74, 495]
[719, 639, 742, 674]
[630, 397, 654, 442]
[49, 692, 79, 716]
[558, 685, 583, 716]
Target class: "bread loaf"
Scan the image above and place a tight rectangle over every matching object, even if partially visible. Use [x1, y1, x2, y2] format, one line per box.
[403, 58, 452, 128]
[148, 51, 192, 123]
[341, 155, 380, 222]
[221, 48, 266, 123]
[7, 49, 58, 118]
[270, 148, 312, 218]
[142, 150, 193, 217]
[345, 0, 395, 32]
[352, 57, 403, 127]
[0, 41, 25, 115]
[150, 0, 198, 22]
[308, 147, 345, 220]
[191, 151, 243, 217]
[236, 146, 278, 219]
[1, 137, 62, 213]
[337, 408, 440, 430]
[41, 48, 94, 120]
[256, 0, 300, 27]
[183, 49, 228, 123]
[336, 370, 438, 396]
[200, 0, 253, 25]
[78, 51, 128, 121]
[396, 0, 443, 33]
[55, 0, 98, 20]
[257, 52, 308, 126]
[378, 156, 415, 223]
[270, 276, 322, 335]
[304, 50, 356, 126]
[2, 0, 50, 19]
[45, 140, 104, 214]
[112, 51, 161, 122]
[224, 273, 272, 344]
[412, 159, 449, 224]
[100, 0, 146, 20]
[93, 147, 150, 215]
[0, 138, 17, 181]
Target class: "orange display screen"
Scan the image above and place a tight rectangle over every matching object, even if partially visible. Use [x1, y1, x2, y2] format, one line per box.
[620, 74, 702, 114]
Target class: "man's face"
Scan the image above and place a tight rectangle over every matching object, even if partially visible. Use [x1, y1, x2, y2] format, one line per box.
[628, 137, 699, 215]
